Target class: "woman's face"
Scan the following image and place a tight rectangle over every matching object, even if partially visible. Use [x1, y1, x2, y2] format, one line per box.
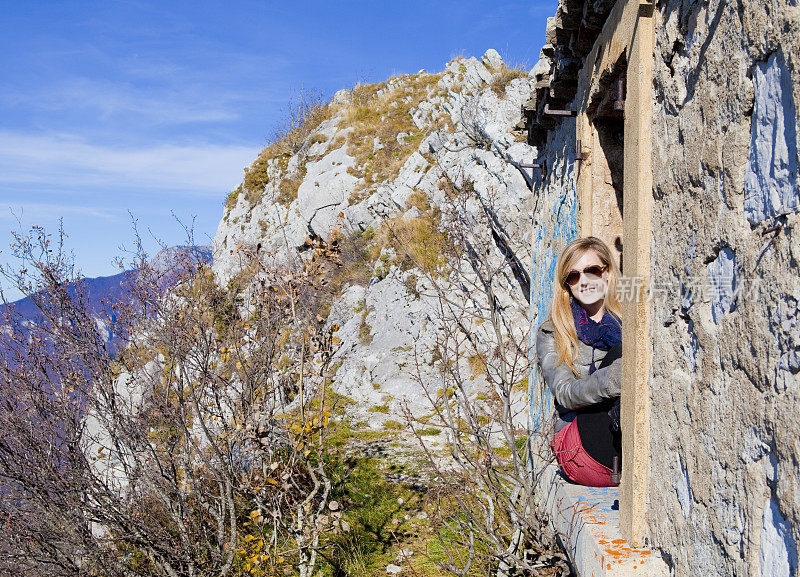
[566, 249, 609, 308]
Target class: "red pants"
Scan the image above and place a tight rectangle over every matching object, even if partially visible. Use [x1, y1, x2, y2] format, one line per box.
[551, 419, 618, 487]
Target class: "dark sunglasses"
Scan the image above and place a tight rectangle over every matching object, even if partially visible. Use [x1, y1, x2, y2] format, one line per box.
[564, 265, 606, 287]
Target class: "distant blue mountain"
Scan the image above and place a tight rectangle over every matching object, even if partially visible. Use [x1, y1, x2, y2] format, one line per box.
[0, 245, 212, 353]
[3, 269, 130, 320]
[149, 245, 212, 275]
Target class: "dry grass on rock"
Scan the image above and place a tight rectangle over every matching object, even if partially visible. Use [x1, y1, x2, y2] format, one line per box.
[339, 73, 445, 203]
[489, 64, 529, 98]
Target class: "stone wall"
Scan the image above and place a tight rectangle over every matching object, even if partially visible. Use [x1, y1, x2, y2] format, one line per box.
[529, 0, 800, 573]
[648, 1, 800, 575]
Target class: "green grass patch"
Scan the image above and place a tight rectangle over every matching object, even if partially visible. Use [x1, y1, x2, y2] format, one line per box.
[225, 185, 242, 211]
[513, 375, 529, 392]
[318, 454, 493, 577]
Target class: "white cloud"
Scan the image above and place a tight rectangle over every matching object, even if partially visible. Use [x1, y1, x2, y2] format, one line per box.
[0, 131, 260, 196]
[2, 77, 244, 124]
[0, 203, 118, 222]
[0, 49, 293, 127]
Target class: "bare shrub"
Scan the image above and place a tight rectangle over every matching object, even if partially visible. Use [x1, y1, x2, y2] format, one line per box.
[390, 168, 569, 577]
[233, 88, 330, 210]
[270, 88, 330, 158]
[0, 226, 344, 577]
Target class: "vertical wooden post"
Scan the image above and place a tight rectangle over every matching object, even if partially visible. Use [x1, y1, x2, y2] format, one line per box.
[620, 0, 655, 547]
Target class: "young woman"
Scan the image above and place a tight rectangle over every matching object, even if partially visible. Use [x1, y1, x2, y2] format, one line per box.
[536, 236, 623, 487]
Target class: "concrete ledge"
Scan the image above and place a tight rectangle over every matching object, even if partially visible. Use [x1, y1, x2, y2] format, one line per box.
[540, 464, 669, 577]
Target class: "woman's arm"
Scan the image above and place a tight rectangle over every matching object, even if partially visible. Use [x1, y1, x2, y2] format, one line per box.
[535, 323, 621, 410]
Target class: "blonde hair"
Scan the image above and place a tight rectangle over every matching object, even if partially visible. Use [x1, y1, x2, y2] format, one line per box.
[547, 237, 622, 374]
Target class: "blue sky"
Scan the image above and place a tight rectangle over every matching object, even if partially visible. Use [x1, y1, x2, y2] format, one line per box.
[0, 0, 555, 300]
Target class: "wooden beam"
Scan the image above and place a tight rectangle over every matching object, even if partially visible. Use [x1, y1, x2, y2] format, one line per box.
[573, 0, 656, 547]
[620, 0, 655, 547]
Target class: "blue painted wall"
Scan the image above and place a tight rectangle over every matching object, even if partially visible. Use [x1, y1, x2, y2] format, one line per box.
[529, 164, 578, 433]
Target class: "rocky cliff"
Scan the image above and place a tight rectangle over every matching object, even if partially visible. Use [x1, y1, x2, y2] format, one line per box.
[211, 49, 536, 435]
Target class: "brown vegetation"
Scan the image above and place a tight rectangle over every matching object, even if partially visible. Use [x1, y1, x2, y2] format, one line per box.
[390, 169, 570, 577]
[0, 226, 344, 577]
[339, 74, 444, 202]
[489, 64, 529, 98]
[227, 89, 332, 213]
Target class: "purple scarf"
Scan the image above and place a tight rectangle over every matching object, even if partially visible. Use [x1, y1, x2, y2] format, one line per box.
[570, 298, 622, 373]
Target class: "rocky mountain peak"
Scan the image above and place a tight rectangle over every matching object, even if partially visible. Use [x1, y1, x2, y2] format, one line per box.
[212, 49, 536, 433]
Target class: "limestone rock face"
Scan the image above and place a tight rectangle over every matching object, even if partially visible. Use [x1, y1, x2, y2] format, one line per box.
[212, 50, 534, 436]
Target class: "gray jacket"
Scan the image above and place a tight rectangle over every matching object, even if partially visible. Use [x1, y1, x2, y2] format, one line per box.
[535, 318, 622, 432]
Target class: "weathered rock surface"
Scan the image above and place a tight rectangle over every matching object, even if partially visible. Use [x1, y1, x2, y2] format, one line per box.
[212, 51, 533, 438]
[648, 2, 800, 575]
